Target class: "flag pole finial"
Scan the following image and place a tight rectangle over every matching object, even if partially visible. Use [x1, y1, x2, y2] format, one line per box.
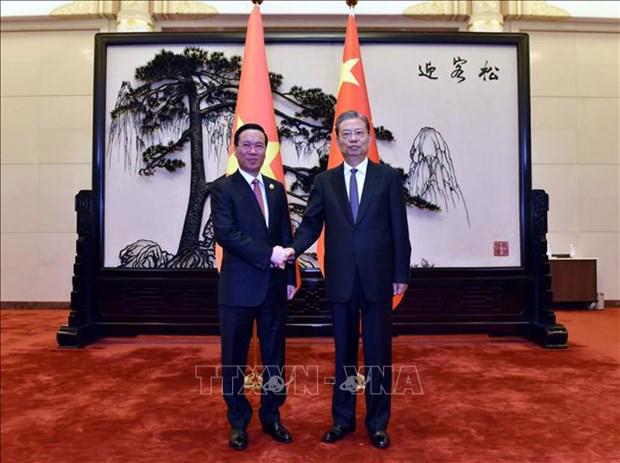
[345, 0, 358, 8]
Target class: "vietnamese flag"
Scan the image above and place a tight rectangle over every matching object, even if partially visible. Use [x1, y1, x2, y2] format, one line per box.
[216, 5, 300, 288]
[318, 12, 403, 309]
[223, 5, 282, 180]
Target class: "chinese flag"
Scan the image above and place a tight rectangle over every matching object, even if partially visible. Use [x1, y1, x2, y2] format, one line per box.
[216, 5, 300, 288]
[318, 12, 403, 309]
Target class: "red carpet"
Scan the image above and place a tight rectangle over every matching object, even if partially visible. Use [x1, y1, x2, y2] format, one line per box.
[1, 309, 619, 462]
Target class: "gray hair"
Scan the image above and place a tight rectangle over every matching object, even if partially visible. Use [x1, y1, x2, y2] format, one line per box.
[334, 111, 370, 136]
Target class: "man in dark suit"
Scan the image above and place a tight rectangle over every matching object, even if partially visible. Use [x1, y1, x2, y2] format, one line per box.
[285, 111, 411, 449]
[211, 123, 296, 451]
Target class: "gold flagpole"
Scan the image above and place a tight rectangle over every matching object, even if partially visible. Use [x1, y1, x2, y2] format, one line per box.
[345, 0, 363, 391]
[244, 321, 262, 391]
[357, 317, 365, 391]
[242, 0, 266, 393]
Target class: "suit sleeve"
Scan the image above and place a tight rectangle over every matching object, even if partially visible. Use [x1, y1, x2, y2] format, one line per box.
[291, 175, 326, 257]
[211, 180, 272, 270]
[389, 168, 412, 283]
[278, 186, 297, 286]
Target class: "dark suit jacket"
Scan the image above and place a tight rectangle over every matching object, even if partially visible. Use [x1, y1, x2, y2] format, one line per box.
[292, 161, 411, 303]
[211, 170, 295, 307]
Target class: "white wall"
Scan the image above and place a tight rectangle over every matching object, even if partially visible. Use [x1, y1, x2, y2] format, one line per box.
[529, 31, 620, 300]
[1, 30, 95, 300]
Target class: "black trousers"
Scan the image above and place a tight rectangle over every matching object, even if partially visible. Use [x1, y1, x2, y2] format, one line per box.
[219, 274, 287, 429]
[330, 272, 393, 432]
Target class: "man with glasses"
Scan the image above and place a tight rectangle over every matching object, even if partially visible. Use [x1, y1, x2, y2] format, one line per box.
[284, 110, 411, 449]
[211, 123, 296, 451]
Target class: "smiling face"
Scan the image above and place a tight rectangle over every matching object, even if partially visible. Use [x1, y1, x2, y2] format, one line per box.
[235, 129, 267, 177]
[336, 117, 371, 167]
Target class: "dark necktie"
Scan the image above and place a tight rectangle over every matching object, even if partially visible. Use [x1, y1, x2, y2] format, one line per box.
[252, 178, 265, 217]
[349, 168, 359, 221]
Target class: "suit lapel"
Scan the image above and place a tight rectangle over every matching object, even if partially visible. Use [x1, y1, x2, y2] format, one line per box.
[330, 164, 354, 226]
[355, 160, 379, 224]
[264, 176, 278, 232]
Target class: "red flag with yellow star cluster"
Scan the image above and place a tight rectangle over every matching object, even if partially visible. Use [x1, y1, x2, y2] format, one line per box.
[326, 13, 379, 169]
[318, 12, 403, 308]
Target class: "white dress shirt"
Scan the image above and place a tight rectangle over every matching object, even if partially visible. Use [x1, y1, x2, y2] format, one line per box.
[238, 168, 269, 226]
[343, 157, 368, 204]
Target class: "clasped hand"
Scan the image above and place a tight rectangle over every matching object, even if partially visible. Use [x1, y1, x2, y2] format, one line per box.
[270, 246, 295, 269]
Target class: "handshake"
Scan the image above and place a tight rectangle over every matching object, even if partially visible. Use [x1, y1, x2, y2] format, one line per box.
[270, 246, 296, 269]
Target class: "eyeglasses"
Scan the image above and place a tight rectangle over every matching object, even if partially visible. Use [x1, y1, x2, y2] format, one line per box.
[339, 129, 368, 140]
[239, 143, 266, 152]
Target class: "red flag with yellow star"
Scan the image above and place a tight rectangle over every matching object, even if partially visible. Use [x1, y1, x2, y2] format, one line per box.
[224, 5, 282, 180]
[318, 12, 403, 308]
[326, 13, 379, 169]
[216, 5, 299, 288]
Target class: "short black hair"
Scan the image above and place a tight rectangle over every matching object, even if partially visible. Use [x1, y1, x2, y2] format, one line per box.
[234, 123, 268, 146]
[334, 111, 370, 136]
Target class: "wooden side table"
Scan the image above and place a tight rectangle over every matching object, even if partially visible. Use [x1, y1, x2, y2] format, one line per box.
[549, 258, 597, 308]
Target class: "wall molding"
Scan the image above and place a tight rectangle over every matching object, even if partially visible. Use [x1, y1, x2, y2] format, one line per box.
[2, 0, 617, 33]
[50, 0, 118, 19]
[1, 302, 70, 310]
[403, 0, 471, 21]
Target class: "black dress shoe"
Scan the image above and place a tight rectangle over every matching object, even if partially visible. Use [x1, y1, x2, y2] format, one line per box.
[229, 427, 248, 451]
[322, 425, 353, 443]
[262, 420, 292, 443]
[369, 429, 390, 449]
